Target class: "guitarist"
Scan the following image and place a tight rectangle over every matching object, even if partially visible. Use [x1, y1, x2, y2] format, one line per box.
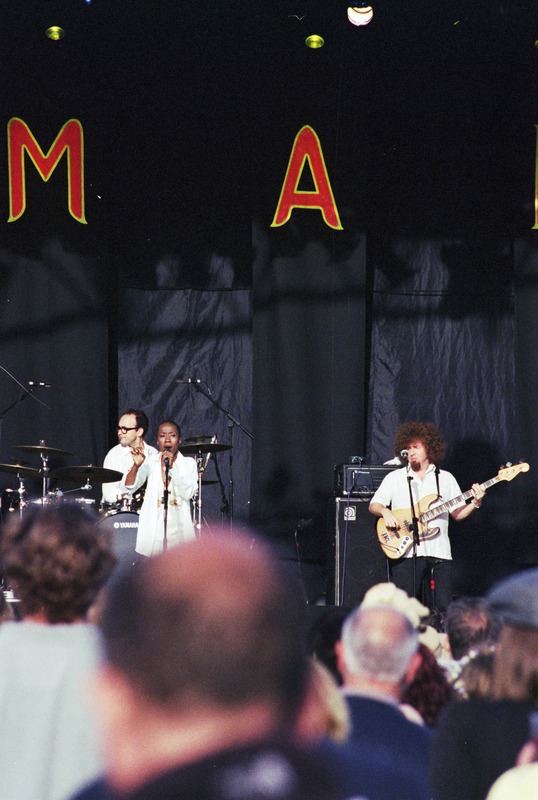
[369, 421, 485, 611]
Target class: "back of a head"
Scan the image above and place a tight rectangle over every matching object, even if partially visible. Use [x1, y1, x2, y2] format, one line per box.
[487, 568, 538, 703]
[0, 505, 116, 623]
[340, 605, 418, 685]
[445, 596, 498, 660]
[100, 531, 308, 723]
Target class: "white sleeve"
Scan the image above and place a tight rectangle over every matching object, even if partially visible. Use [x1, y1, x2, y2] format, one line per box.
[170, 455, 198, 501]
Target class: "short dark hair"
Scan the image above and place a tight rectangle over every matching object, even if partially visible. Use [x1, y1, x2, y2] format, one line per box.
[122, 408, 149, 437]
[100, 535, 308, 723]
[1, 505, 116, 623]
[158, 419, 181, 438]
[394, 421, 447, 465]
[446, 596, 500, 660]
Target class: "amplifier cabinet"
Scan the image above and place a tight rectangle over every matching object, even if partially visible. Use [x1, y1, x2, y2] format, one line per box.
[327, 498, 389, 607]
[333, 463, 398, 497]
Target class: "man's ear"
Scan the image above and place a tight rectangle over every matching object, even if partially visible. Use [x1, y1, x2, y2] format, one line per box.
[404, 650, 423, 684]
[334, 639, 347, 679]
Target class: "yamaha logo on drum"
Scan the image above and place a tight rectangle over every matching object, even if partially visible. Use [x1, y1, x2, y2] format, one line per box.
[113, 520, 138, 528]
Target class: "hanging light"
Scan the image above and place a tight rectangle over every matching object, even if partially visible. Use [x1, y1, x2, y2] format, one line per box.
[45, 26, 65, 41]
[347, 5, 374, 26]
[305, 34, 325, 49]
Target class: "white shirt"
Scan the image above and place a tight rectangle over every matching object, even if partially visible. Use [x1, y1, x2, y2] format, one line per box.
[102, 441, 158, 504]
[370, 464, 462, 559]
[0, 622, 102, 800]
[129, 450, 198, 556]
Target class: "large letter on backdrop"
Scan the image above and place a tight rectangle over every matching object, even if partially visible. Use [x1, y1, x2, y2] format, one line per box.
[271, 125, 342, 230]
[7, 118, 86, 223]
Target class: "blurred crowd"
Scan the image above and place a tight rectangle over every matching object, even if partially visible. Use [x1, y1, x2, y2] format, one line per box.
[0, 505, 537, 800]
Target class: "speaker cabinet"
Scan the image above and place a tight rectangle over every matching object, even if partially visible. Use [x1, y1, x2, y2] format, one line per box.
[327, 498, 389, 607]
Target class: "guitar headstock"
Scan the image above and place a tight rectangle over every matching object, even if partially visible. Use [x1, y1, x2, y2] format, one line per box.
[498, 461, 530, 482]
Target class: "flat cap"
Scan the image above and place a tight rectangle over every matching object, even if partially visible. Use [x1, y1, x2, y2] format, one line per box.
[487, 567, 538, 630]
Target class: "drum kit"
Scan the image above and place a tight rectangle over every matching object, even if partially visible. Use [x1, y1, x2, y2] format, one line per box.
[0, 436, 232, 534]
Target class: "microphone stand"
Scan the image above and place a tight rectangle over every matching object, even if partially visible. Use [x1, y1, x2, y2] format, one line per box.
[188, 380, 253, 533]
[0, 367, 50, 453]
[162, 459, 170, 551]
[405, 463, 420, 599]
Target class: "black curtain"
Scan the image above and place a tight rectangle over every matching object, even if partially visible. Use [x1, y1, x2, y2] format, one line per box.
[250, 220, 367, 566]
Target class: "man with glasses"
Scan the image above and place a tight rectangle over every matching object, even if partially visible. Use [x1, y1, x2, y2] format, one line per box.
[101, 409, 157, 506]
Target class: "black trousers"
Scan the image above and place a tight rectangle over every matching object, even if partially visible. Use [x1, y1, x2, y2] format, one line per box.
[389, 556, 453, 612]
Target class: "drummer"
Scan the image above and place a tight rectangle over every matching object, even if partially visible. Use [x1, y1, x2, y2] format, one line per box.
[101, 410, 158, 507]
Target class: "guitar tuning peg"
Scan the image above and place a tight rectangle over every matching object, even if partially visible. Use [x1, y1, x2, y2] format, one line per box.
[506, 462, 512, 467]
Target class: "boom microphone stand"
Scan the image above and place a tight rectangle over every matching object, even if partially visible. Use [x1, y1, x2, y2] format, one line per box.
[179, 378, 253, 533]
[162, 457, 170, 551]
[404, 457, 420, 600]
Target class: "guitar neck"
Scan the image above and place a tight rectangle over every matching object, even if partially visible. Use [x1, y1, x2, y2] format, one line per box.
[421, 476, 498, 522]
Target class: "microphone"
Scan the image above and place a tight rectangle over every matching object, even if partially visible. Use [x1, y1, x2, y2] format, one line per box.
[164, 457, 170, 469]
[176, 377, 201, 384]
[400, 449, 409, 461]
[28, 381, 51, 388]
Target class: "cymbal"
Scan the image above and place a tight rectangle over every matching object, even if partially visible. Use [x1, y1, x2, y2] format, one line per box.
[184, 435, 214, 444]
[179, 443, 232, 455]
[0, 463, 41, 478]
[13, 444, 73, 457]
[52, 466, 123, 484]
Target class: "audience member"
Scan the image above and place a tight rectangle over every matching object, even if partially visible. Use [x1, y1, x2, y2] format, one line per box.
[400, 642, 456, 727]
[70, 532, 361, 800]
[294, 658, 351, 744]
[335, 605, 434, 799]
[445, 595, 500, 660]
[306, 606, 349, 685]
[439, 595, 500, 687]
[485, 762, 538, 800]
[0, 505, 116, 800]
[431, 568, 538, 800]
[455, 644, 496, 700]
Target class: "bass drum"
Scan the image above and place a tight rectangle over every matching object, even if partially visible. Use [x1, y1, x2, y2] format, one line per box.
[96, 511, 139, 570]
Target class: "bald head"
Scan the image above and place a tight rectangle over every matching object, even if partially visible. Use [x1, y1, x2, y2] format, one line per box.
[340, 605, 418, 685]
[101, 532, 308, 721]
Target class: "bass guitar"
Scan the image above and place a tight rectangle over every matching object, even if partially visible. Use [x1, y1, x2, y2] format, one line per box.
[376, 461, 529, 559]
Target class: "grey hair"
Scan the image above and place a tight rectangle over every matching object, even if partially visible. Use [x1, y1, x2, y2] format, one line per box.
[340, 605, 419, 684]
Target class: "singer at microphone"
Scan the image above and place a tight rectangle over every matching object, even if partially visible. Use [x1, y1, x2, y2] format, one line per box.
[124, 420, 198, 557]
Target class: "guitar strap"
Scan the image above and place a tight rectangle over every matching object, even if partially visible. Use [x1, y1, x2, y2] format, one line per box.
[435, 465, 441, 500]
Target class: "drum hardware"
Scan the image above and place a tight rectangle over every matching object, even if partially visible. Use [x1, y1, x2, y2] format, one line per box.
[177, 442, 232, 456]
[0, 463, 41, 479]
[13, 442, 73, 505]
[12, 444, 72, 457]
[96, 511, 139, 570]
[179, 437, 232, 533]
[51, 466, 123, 485]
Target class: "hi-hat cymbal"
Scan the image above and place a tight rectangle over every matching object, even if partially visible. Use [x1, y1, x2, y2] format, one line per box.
[178, 443, 232, 455]
[52, 466, 123, 484]
[184, 435, 213, 444]
[13, 444, 73, 457]
[0, 463, 41, 478]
